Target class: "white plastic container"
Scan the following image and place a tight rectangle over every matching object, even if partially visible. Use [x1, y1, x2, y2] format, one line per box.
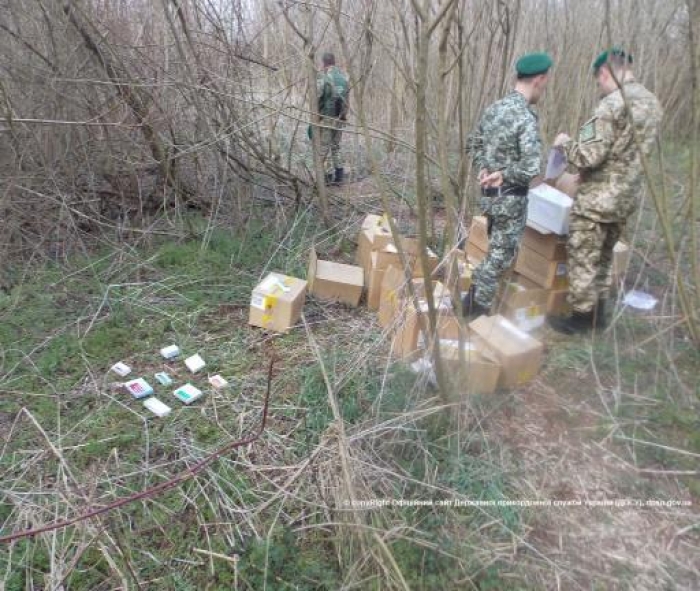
[527, 184, 572, 235]
[185, 354, 206, 373]
[160, 345, 180, 359]
[173, 383, 203, 405]
[143, 397, 172, 417]
[111, 362, 132, 377]
[208, 375, 228, 389]
[124, 378, 154, 399]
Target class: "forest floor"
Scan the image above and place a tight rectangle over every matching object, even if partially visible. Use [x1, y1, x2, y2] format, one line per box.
[0, 173, 698, 590]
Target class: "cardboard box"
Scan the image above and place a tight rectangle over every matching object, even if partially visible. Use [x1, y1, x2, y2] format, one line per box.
[392, 303, 425, 360]
[439, 339, 501, 396]
[547, 289, 571, 316]
[515, 246, 569, 289]
[356, 214, 394, 276]
[445, 255, 473, 293]
[367, 252, 385, 310]
[378, 265, 405, 327]
[392, 295, 452, 360]
[468, 314, 544, 389]
[375, 237, 439, 278]
[497, 279, 548, 332]
[432, 313, 468, 341]
[521, 226, 567, 261]
[466, 242, 487, 265]
[468, 216, 489, 252]
[308, 249, 364, 307]
[248, 272, 307, 333]
[527, 184, 572, 235]
[554, 172, 579, 198]
[379, 269, 450, 329]
[612, 241, 630, 278]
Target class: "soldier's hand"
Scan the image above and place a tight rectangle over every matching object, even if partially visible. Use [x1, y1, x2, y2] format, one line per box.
[553, 133, 570, 147]
[481, 171, 504, 188]
[478, 168, 489, 183]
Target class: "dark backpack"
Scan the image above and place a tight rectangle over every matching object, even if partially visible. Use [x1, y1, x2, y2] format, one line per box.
[327, 70, 349, 120]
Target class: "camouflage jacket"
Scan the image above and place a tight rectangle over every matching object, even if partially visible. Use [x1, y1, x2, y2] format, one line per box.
[316, 66, 349, 119]
[467, 90, 542, 217]
[564, 80, 663, 223]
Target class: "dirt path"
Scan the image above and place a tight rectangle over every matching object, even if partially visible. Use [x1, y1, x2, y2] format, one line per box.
[488, 358, 699, 590]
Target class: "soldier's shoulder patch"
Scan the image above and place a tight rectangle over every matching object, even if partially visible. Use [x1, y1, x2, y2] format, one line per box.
[579, 118, 597, 143]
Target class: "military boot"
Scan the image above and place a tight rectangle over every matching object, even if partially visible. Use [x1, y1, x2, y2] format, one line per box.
[595, 297, 608, 329]
[548, 309, 596, 335]
[324, 171, 334, 185]
[332, 167, 344, 185]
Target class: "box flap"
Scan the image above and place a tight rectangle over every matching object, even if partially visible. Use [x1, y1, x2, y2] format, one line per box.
[254, 272, 307, 303]
[468, 314, 542, 356]
[316, 259, 364, 286]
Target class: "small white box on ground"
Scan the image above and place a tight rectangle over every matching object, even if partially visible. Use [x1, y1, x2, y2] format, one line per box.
[173, 383, 203, 405]
[527, 184, 572, 235]
[208, 375, 228, 389]
[143, 397, 172, 417]
[111, 362, 132, 377]
[154, 372, 173, 386]
[185, 354, 206, 373]
[124, 378, 154, 399]
[160, 345, 180, 359]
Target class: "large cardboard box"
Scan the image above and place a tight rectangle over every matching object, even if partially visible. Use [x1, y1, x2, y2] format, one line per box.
[379, 270, 450, 329]
[612, 241, 630, 278]
[439, 339, 501, 396]
[431, 313, 468, 341]
[468, 216, 489, 252]
[392, 303, 426, 360]
[367, 252, 385, 310]
[515, 246, 568, 289]
[547, 289, 571, 316]
[468, 314, 544, 389]
[466, 242, 487, 265]
[527, 184, 572, 235]
[378, 265, 405, 327]
[375, 237, 439, 278]
[308, 249, 363, 307]
[521, 226, 567, 260]
[356, 214, 394, 276]
[249, 273, 307, 333]
[497, 278, 548, 332]
[554, 172, 579, 198]
[369, 250, 442, 312]
[445, 254, 473, 293]
[392, 295, 452, 360]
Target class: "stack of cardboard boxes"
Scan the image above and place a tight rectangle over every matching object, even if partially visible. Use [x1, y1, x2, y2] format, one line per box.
[247, 211, 552, 398]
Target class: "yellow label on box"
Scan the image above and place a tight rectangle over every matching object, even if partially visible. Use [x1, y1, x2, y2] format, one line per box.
[517, 368, 535, 383]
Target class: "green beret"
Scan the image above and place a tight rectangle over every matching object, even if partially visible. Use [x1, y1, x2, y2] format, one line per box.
[593, 47, 633, 73]
[515, 52, 553, 76]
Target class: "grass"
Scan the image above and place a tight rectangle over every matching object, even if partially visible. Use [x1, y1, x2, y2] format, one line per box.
[1, 209, 531, 590]
[2, 200, 698, 589]
[545, 309, 700, 499]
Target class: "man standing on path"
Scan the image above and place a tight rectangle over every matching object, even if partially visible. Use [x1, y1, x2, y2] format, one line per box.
[315, 52, 349, 186]
[464, 52, 552, 317]
[549, 48, 663, 334]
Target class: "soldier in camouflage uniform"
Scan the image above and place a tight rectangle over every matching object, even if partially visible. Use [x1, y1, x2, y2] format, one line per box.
[315, 52, 349, 185]
[464, 52, 553, 316]
[550, 48, 663, 334]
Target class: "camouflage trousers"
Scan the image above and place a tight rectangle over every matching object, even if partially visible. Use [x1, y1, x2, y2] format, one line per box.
[567, 214, 622, 313]
[318, 117, 344, 170]
[473, 208, 527, 308]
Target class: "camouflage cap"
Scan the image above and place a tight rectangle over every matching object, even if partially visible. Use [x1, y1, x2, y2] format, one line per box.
[515, 52, 553, 76]
[593, 47, 633, 73]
